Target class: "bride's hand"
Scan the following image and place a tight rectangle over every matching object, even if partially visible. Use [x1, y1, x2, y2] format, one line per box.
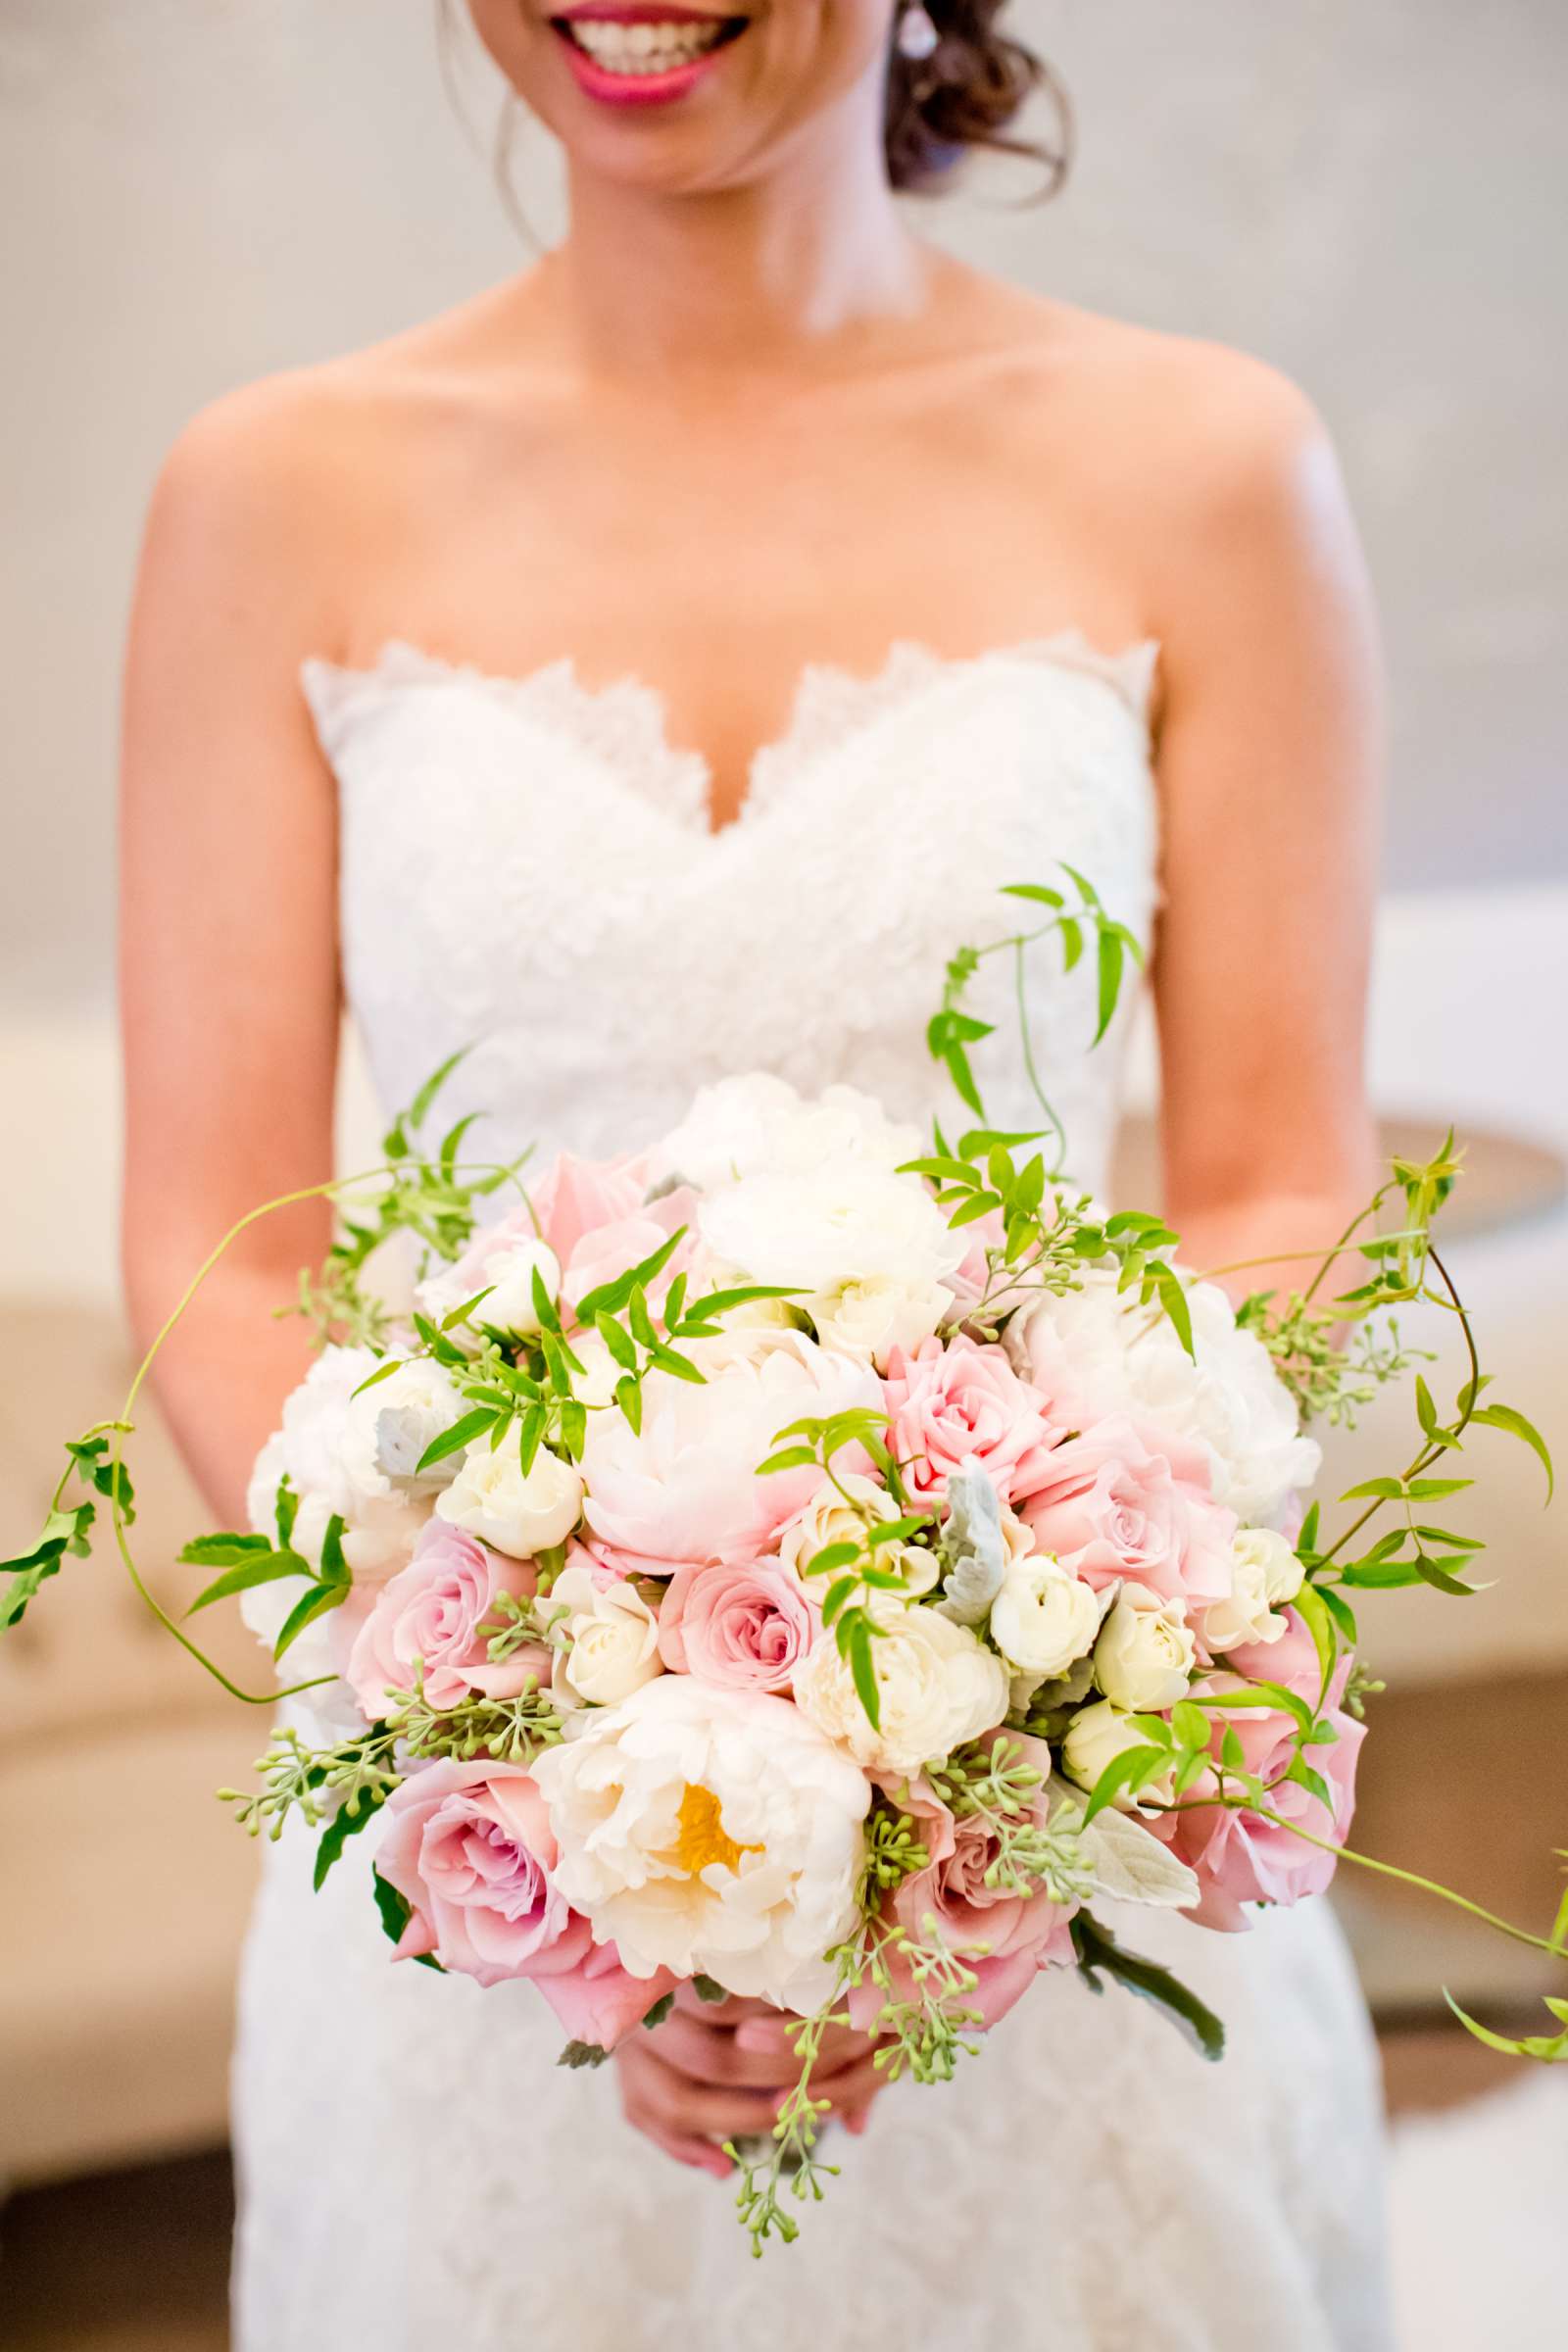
[613, 1984, 886, 2179]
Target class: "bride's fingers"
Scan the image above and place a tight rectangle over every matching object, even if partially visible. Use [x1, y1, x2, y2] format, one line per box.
[797, 2050, 888, 2117]
[615, 2045, 736, 2179]
[652, 2010, 866, 2087]
[618, 2035, 788, 2139]
[732, 2013, 870, 2071]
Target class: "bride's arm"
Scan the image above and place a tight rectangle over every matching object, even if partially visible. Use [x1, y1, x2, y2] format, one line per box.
[121, 389, 346, 1526]
[1144, 361, 1385, 1290]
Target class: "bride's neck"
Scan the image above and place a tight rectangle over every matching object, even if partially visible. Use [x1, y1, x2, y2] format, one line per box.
[541, 108, 929, 386]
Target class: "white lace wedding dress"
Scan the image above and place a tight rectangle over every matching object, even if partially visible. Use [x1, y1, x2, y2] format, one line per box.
[232, 636, 1391, 2351]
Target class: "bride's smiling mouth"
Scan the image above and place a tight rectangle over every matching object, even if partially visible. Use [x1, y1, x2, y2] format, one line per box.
[549, 5, 752, 107]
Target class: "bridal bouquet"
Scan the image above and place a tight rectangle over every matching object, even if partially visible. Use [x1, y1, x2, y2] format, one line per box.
[6, 873, 1560, 2251]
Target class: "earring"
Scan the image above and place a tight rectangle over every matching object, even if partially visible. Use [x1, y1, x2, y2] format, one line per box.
[896, 2, 940, 62]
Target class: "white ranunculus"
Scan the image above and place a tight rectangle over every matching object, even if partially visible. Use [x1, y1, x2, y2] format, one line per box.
[548, 1561, 663, 1709]
[529, 1675, 869, 2009]
[579, 1328, 880, 1573]
[775, 1473, 889, 1579]
[475, 1236, 563, 1338]
[808, 1273, 953, 1370]
[1200, 1526, 1304, 1652]
[699, 1159, 964, 1306]
[1060, 1699, 1177, 1811]
[1093, 1587, 1198, 1712]
[650, 1074, 921, 1194]
[435, 1441, 583, 1558]
[1004, 1267, 1320, 1529]
[793, 1599, 1010, 1776]
[989, 1555, 1103, 1679]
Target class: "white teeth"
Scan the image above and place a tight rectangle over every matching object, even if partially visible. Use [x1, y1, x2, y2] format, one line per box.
[566, 17, 730, 74]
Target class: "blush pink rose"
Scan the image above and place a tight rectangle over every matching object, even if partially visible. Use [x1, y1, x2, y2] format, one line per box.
[657, 1558, 818, 1692]
[1018, 1415, 1237, 1612]
[882, 1334, 1061, 1506]
[345, 1519, 550, 1720]
[1152, 1609, 1363, 1930]
[376, 1759, 673, 2044]
[850, 1732, 1076, 2034]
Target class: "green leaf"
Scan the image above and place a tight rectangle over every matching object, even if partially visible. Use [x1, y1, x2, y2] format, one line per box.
[416, 1405, 498, 1475]
[941, 1045, 986, 1119]
[557, 2038, 610, 2069]
[1000, 881, 1065, 909]
[178, 1530, 277, 1569]
[371, 1868, 444, 1970]
[2, 1519, 78, 1629]
[1469, 1403, 1554, 1500]
[649, 1345, 704, 1385]
[947, 1190, 1004, 1230]
[1094, 924, 1125, 1044]
[406, 1045, 472, 1135]
[187, 1551, 313, 1615]
[1219, 1724, 1247, 1773]
[897, 1154, 982, 1188]
[1443, 1990, 1568, 2064]
[351, 1356, 407, 1399]
[807, 1541, 864, 1578]
[1284, 1755, 1334, 1811]
[1170, 1699, 1209, 1752]
[755, 1444, 821, 1476]
[1292, 1582, 1339, 1696]
[596, 1312, 639, 1373]
[1071, 1911, 1225, 2062]
[627, 1286, 660, 1353]
[516, 1403, 547, 1474]
[847, 1613, 882, 1731]
[273, 1579, 349, 1662]
[318, 1514, 351, 1588]
[313, 1785, 389, 1890]
[558, 1397, 587, 1460]
[614, 1376, 643, 1437]
[1081, 1742, 1168, 1826]
[640, 1990, 676, 2031]
[693, 1974, 730, 2004]
[1153, 1265, 1195, 1359]
[531, 1265, 564, 1336]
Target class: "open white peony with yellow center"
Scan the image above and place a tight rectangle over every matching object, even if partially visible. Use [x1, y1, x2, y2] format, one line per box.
[528, 1677, 870, 2011]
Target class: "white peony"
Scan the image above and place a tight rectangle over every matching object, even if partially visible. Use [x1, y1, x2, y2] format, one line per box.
[1200, 1526, 1304, 1652]
[1004, 1267, 1320, 1528]
[793, 1599, 1010, 1777]
[244, 1348, 432, 1586]
[579, 1327, 880, 1573]
[1094, 1586, 1198, 1711]
[699, 1159, 964, 1306]
[989, 1554, 1103, 1679]
[1060, 1699, 1177, 1811]
[529, 1675, 869, 2009]
[649, 1074, 921, 1194]
[435, 1441, 583, 1558]
[808, 1273, 953, 1370]
[547, 1560, 663, 1709]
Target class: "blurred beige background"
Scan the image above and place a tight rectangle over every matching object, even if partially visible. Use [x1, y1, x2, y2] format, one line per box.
[2, 6, 1565, 2348]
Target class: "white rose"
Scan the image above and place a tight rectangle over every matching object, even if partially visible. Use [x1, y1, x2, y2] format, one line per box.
[1060, 1699, 1177, 1811]
[435, 1441, 583, 1557]
[1005, 1268, 1320, 1528]
[530, 1676, 869, 2009]
[548, 1561, 663, 1709]
[778, 1476, 941, 1598]
[1201, 1526, 1304, 1651]
[700, 1160, 963, 1304]
[650, 1074, 920, 1193]
[808, 1273, 952, 1370]
[989, 1555, 1102, 1679]
[1094, 1587, 1198, 1712]
[473, 1236, 563, 1337]
[793, 1600, 1010, 1776]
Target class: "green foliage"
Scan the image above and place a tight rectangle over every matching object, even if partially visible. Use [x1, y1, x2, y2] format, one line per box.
[370, 1868, 443, 1971]
[1, 1424, 135, 1631]
[1071, 1911, 1225, 2061]
[924, 1739, 1093, 1902]
[725, 1999, 849, 2255]
[1444, 1992, 1568, 2064]
[557, 2038, 611, 2069]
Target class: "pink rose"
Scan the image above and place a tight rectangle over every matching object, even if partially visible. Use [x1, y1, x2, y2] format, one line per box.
[1152, 1609, 1363, 1930]
[346, 1519, 550, 1720]
[1018, 1415, 1236, 1612]
[882, 1334, 1061, 1506]
[657, 1558, 818, 1692]
[376, 1758, 672, 2044]
[851, 1732, 1076, 2034]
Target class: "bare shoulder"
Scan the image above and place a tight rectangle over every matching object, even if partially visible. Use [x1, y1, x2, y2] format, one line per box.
[142, 279, 544, 613]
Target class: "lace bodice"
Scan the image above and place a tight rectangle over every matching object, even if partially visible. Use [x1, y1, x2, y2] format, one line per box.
[301, 634, 1161, 1195]
[236, 632, 1391, 2352]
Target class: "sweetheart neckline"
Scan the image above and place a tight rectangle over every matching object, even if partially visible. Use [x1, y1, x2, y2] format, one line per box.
[301, 630, 1160, 842]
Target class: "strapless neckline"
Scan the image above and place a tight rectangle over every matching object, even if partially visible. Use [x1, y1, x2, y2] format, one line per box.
[302, 630, 1160, 842]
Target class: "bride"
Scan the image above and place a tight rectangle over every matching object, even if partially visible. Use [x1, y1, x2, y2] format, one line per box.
[120, 1, 1390, 2343]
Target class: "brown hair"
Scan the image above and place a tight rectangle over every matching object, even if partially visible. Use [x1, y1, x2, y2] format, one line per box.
[884, 0, 1072, 196]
